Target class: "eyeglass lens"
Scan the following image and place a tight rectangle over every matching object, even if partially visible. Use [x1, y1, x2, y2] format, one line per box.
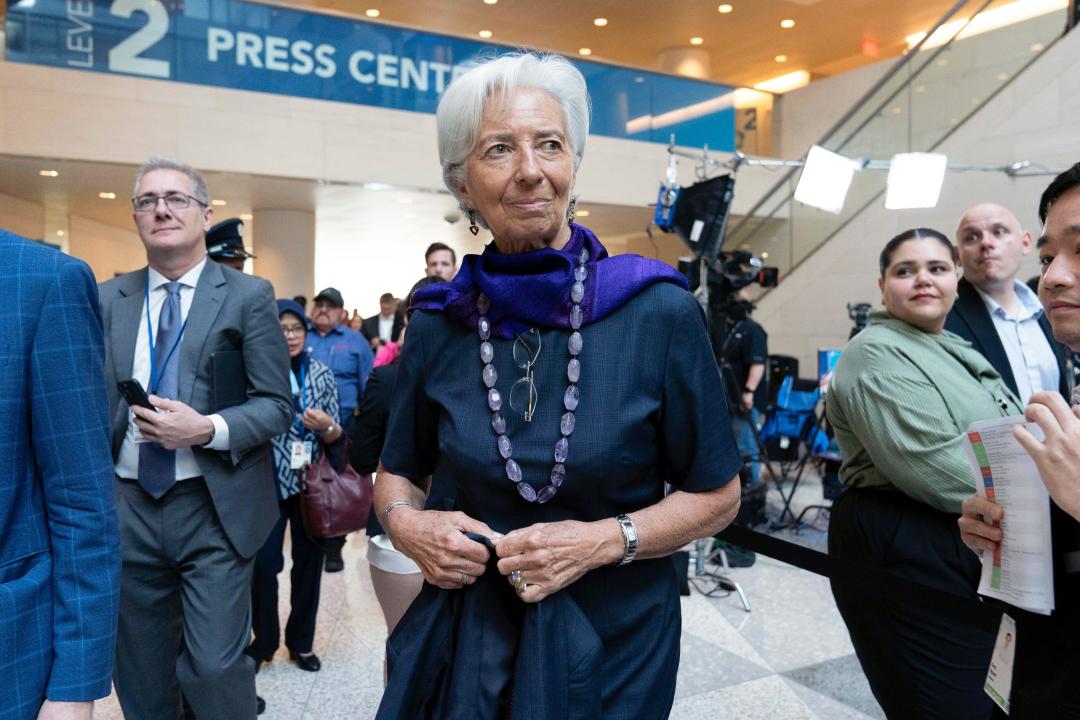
[134, 193, 194, 212]
[509, 329, 541, 422]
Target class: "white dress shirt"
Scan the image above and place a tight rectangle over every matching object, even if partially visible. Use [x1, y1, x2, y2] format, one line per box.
[115, 257, 231, 481]
[378, 313, 394, 342]
[976, 280, 1060, 405]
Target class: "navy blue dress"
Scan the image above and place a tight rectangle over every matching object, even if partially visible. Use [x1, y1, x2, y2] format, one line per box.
[381, 282, 741, 719]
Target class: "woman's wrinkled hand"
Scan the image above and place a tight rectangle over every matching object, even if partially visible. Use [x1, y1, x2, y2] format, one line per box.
[386, 508, 498, 589]
[958, 494, 1004, 555]
[495, 519, 621, 603]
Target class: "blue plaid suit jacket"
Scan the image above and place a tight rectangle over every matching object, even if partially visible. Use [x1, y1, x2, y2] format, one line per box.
[0, 231, 121, 718]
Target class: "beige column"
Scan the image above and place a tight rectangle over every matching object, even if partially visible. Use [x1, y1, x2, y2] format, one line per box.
[251, 209, 315, 301]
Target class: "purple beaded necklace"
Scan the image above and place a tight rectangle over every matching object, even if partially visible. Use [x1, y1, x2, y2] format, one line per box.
[477, 246, 588, 503]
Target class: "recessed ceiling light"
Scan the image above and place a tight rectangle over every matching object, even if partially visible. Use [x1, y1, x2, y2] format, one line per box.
[483, 0, 497, 4]
[718, 4, 733, 13]
[240, 213, 253, 220]
[478, 29, 493, 38]
[211, 199, 227, 206]
[774, 54, 788, 63]
[761, 252, 769, 258]
[98, 192, 116, 200]
[365, 8, 379, 17]
[593, 17, 608, 26]
[780, 19, 795, 29]
[575, 209, 591, 218]
[56, 230, 65, 237]
[578, 48, 592, 56]
[690, 37, 704, 45]
[39, 170, 59, 177]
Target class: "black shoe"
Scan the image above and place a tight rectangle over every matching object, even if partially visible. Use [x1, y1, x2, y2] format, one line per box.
[289, 650, 322, 672]
[257, 696, 266, 715]
[244, 645, 269, 673]
[323, 545, 344, 573]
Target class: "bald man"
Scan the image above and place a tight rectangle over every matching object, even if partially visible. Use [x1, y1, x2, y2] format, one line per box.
[944, 203, 1070, 403]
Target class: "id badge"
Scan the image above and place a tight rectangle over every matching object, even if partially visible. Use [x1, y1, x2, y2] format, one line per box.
[984, 613, 1016, 713]
[302, 441, 313, 466]
[290, 440, 307, 469]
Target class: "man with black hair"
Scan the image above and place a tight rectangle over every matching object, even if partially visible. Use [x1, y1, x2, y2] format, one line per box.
[362, 292, 405, 350]
[960, 161, 1080, 717]
[424, 242, 457, 280]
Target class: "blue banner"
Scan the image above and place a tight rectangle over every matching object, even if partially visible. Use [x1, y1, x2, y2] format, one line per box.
[5, 0, 735, 149]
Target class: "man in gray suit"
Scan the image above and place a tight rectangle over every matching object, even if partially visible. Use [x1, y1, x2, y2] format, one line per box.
[99, 157, 292, 719]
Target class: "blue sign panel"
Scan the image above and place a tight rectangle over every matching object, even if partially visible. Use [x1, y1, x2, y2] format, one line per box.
[5, 0, 735, 150]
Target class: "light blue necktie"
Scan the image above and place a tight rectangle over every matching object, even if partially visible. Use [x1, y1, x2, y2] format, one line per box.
[137, 281, 182, 499]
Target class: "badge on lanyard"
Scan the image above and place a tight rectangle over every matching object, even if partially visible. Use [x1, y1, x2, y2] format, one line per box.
[290, 440, 313, 469]
[984, 613, 1016, 713]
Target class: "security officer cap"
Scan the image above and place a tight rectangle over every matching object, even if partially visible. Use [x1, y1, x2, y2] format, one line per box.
[206, 218, 255, 260]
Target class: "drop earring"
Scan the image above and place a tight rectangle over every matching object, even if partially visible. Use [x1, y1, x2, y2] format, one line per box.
[567, 197, 577, 225]
[468, 209, 480, 236]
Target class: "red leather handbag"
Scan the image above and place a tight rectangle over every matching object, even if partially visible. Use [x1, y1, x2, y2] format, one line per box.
[300, 440, 373, 540]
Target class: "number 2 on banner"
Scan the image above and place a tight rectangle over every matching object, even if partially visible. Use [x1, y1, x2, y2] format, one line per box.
[108, 0, 170, 78]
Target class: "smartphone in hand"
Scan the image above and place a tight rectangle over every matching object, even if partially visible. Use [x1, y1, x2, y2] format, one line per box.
[117, 379, 155, 410]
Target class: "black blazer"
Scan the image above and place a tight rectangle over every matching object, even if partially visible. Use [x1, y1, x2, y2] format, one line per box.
[361, 313, 405, 345]
[944, 276, 1070, 399]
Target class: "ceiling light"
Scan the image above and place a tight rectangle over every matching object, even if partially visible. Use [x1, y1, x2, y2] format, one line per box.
[885, 152, 947, 209]
[212, 200, 227, 206]
[774, 54, 788, 63]
[753, 69, 810, 94]
[718, 4, 733, 13]
[904, 0, 1067, 50]
[690, 37, 704, 45]
[483, 0, 498, 3]
[593, 17, 608, 26]
[780, 19, 795, 28]
[365, 8, 379, 17]
[56, 230, 65, 237]
[579, 48, 592, 56]
[39, 169, 59, 177]
[98, 192, 116, 199]
[240, 213, 253, 220]
[795, 145, 859, 214]
[575, 209, 590, 218]
[761, 252, 769, 259]
[478, 29, 492, 38]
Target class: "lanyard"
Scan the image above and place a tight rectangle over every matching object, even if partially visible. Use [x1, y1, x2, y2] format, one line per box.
[145, 271, 190, 394]
[293, 363, 309, 437]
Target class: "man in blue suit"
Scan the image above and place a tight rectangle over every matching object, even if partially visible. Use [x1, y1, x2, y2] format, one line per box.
[0, 230, 121, 720]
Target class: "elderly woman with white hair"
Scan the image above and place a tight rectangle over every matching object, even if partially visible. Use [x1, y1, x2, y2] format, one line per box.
[374, 52, 742, 720]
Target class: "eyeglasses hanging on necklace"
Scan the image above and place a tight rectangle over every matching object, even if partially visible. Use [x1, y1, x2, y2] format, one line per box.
[510, 329, 542, 422]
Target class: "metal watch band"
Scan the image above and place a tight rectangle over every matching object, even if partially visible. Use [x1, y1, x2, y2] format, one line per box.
[615, 513, 638, 566]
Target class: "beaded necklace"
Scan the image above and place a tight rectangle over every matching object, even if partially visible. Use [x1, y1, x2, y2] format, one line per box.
[477, 246, 589, 503]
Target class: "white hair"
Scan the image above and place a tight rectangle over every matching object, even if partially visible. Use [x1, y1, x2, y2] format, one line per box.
[436, 52, 590, 222]
[133, 156, 210, 205]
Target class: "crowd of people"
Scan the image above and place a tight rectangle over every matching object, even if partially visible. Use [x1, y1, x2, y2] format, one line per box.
[3, 48, 1080, 720]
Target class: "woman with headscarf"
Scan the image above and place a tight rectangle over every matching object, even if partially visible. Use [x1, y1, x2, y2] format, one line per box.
[372, 52, 742, 719]
[247, 299, 341, 676]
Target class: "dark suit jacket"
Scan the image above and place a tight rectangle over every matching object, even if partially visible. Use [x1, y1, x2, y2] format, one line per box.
[361, 313, 404, 345]
[99, 259, 293, 558]
[944, 276, 1070, 399]
[0, 231, 121, 712]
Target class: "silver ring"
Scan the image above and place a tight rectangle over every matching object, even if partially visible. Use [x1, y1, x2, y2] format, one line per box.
[517, 582, 528, 595]
[459, 572, 468, 586]
[509, 570, 523, 589]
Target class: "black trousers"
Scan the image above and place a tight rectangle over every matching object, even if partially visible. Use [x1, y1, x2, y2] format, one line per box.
[249, 494, 325, 659]
[828, 487, 998, 720]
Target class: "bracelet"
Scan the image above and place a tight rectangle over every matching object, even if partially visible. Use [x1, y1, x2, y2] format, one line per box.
[614, 514, 638, 566]
[382, 500, 415, 526]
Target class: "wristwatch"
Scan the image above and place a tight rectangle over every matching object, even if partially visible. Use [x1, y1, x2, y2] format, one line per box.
[614, 514, 638, 566]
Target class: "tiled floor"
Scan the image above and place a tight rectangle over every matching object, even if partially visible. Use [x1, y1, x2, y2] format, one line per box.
[95, 472, 884, 719]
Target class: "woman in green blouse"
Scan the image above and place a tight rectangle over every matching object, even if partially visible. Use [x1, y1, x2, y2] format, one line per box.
[827, 228, 1020, 720]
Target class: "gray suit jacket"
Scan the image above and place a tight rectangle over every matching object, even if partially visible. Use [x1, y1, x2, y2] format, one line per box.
[100, 259, 293, 558]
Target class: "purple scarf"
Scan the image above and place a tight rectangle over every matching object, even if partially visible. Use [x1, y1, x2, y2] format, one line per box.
[411, 224, 688, 339]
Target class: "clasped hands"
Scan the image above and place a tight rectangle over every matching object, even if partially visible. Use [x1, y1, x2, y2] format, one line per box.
[132, 395, 214, 449]
[959, 391, 1080, 554]
[386, 508, 620, 603]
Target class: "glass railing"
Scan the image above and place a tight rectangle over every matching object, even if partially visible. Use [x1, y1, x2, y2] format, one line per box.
[726, 0, 1073, 286]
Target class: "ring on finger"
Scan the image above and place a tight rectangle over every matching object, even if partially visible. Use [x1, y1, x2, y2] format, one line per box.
[459, 571, 469, 586]
[509, 570, 524, 590]
[517, 582, 528, 595]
